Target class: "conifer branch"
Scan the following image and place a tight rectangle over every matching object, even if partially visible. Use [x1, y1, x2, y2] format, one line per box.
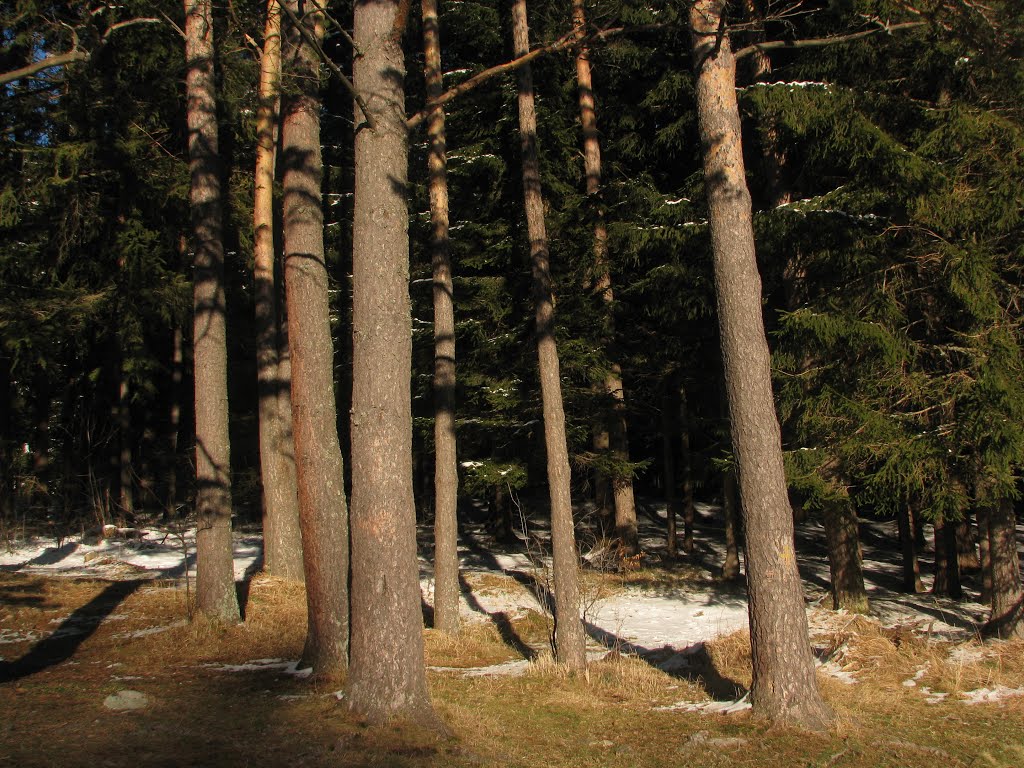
[407, 27, 580, 130]
[0, 18, 163, 86]
[279, 0, 375, 131]
[734, 21, 925, 61]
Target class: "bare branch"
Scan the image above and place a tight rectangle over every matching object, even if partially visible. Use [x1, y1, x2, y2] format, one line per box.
[279, 0, 375, 131]
[0, 48, 89, 86]
[407, 27, 579, 130]
[734, 21, 925, 61]
[0, 16, 165, 86]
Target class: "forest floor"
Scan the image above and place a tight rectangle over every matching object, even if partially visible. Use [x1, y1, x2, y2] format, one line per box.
[0, 500, 1022, 767]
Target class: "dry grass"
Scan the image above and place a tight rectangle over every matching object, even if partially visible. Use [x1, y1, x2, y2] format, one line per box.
[2, 571, 1024, 768]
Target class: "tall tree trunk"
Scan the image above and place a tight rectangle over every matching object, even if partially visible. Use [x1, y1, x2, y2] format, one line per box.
[166, 323, 184, 519]
[689, 0, 831, 730]
[30, 367, 51, 512]
[346, 0, 440, 725]
[822, 498, 868, 613]
[422, 0, 460, 637]
[183, 0, 239, 623]
[722, 467, 742, 580]
[977, 502, 993, 604]
[117, 375, 133, 518]
[255, 0, 304, 583]
[513, 0, 587, 674]
[985, 498, 1023, 639]
[897, 501, 924, 593]
[679, 388, 696, 554]
[932, 516, 962, 599]
[571, 0, 637, 557]
[661, 387, 681, 559]
[281, 1, 348, 677]
[955, 514, 979, 572]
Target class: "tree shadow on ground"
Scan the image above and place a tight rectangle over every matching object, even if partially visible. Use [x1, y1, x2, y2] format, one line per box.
[0, 579, 144, 683]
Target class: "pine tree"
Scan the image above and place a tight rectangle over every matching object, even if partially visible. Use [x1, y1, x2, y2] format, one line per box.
[254, 0, 303, 583]
[512, 0, 586, 673]
[184, 0, 240, 624]
[690, 0, 831, 730]
[421, 0, 461, 637]
[280, 0, 349, 677]
[346, 0, 441, 725]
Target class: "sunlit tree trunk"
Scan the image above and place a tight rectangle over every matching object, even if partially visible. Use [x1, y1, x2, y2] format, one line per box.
[513, 0, 586, 673]
[255, 0, 303, 582]
[346, 0, 441, 725]
[422, 0, 460, 637]
[690, 0, 830, 729]
[281, 1, 349, 677]
[184, 0, 240, 623]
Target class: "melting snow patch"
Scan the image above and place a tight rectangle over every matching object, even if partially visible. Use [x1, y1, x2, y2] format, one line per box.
[920, 686, 948, 704]
[657, 694, 751, 714]
[817, 659, 858, 685]
[960, 686, 1024, 705]
[206, 658, 312, 678]
[429, 659, 531, 677]
[902, 666, 928, 687]
[113, 620, 186, 640]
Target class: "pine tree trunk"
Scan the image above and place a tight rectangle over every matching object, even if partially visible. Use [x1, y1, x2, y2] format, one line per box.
[346, 0, 440, 725]
[255, 0, 304, 583]
[956, 515, 979, 572]
[422, 0, 461, 637]
[679, 388, 695, 554]
[932, 517, 962, 598]
[571, 0, 637, 557]
[897, 501, 923, 593]
[183, 0, 240, 624]
[166, 323, 183, 519]
[822, 499, 868, 613]
[690, 0, 831, 730]
[985, 498, 1023, 639]
[281, 2, 349, 677]
[117, 376, 133, 518]
[661, 388, 681, 559]
[0, 352, 11, 527]
[722, 467, 742, 581]
[513, 0, 587, 674]
[977, 502, 993, 604]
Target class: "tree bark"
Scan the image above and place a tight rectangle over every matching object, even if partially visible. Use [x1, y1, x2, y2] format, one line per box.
[689, 0, 831, 730]
[572, 0, 638, 557]
[722, 467, 742, 580]
[422, 0, 461, 637]
[985, 498, 1023, 639]
[977, 502, 993, 604]
[255, 0, 304, 583]
[822, 499, 868, 613]
[661, 387, 681, 559]
[280, 1, 349, 677]
[184, 0, 240, 623]
[932, 516, 962, 599]
[897, 501, 924, 593]
[513, 0, 587, 674]
[166, 321, 184, 519]
[117, 375, 133, 518]
[679, 388, 696, 554]
[346, 0, 440, 725]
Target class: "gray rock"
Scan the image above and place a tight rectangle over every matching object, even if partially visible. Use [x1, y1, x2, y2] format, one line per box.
[103, 690, 152, 711]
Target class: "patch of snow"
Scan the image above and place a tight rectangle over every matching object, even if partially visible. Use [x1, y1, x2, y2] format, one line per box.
[206, 658, 312, 679]
[656, 693, 751, 714]
[430, 659, 532, 677]
[920, 686, 949, 704]
[113, 620, 186, 640]
[959, 686, 1024, 705]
